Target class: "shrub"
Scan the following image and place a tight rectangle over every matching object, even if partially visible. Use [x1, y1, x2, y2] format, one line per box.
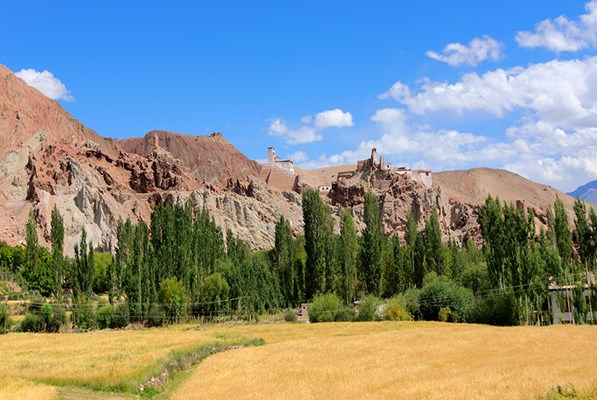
[383, 295, 413, 321]
[403, 288, 421, 320]
[19, 303, 66, 332]
[146, 304, 165, 327]
[113, 303, 130, 328]
[438, 307, 452, 322]
[356, 295, 380, 322]
[283, 308, 297, 322]
[159, 278, 188, 324]
[334, 306, 356, 322]
[0, 304, 13, 333]
[418, 276, 474, 322]
[40, 303, 66, 332]
[72, 298, 96, 330]
[468, 290, 518, 326]
[96, 304, 115, 329]
[308, 293, 342, 323]
[20, 312, 40, 332]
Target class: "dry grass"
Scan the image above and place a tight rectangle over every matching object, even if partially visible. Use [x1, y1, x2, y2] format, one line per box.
[0, 324, 259, 394]
[172, 322, 597, 400]
[2, 321, 596, 399]
[0, 377, 57, 400]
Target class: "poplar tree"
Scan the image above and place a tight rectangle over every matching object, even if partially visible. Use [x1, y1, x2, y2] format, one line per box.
[25, 209, 38, 283]
[553, 197, 573, 271]
[73, 227, 94, 299]
[273, 216, 296, 303]
[360, 190, 384, 296]
[302, 189, 332, 299]
[50, 206, 64, 299]
[337, 209, 358, 303]
[424, 207, 444, 275]
[573, 198, 592, 268]
[479, 195, 507, 289]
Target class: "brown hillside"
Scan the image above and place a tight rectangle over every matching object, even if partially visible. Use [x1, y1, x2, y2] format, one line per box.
[434, 168, 576, 215]
[120, 131, 262, 186]
[0, 64, 119, 159]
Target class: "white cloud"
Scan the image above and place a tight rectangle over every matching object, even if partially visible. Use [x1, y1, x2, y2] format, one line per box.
[268, 118, 322, 145]
[382, 57, 597, 130]
[286, 126, 322, 145]
[318, 107, 597, 192]
[379, 81, 410, 101]
[314, 108, 353, 128]
[516, 0, 597, 52]
[286, 150, 309, 162]
[300, 115, 312, 124]
[426, 35, 503, 66]
[15, 68, 74, 101]
[502, 125, 597, 192]
[269, 118, 288, 135]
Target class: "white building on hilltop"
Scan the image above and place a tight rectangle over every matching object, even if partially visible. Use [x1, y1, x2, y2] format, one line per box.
[267, 147, 295, 175]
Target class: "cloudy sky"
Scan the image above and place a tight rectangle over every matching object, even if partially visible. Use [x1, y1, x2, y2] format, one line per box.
[2, 1, 596, 192]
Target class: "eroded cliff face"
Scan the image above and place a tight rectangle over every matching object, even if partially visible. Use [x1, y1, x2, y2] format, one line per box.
[0, 64, 307, 254]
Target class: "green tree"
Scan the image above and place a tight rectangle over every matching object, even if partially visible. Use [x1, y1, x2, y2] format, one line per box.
[198, 272, 230, 318]
[424, 207, 444, 275]
[50, 206, 64, 299]
[302, 189, 333, 299]
[73, 227, 94, 299]
[478, 195, 507, 289]
[360, 191, 384, 296]
[553, 197, 573, 271]
[25, 209, 38, 283]
[574, 198, 593, 269]
[337, 209, 358, 303]
[272, 216, 296, 303]
[158, 277, 188, 324]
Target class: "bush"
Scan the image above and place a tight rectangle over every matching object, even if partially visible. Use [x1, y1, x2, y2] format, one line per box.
[438, 307, 452, 322]
[0, 304, 13, 333]
[159, 278, 188, 324]
[96, 304, 115, 329]
[356, 295, 381, 322]
[20, 312, 40, 332]
[113, 303, 130, 328]
[308, 293, 342, 323]
[418, 276, 474, 322]
[468, 291, 518, 326]
[283, 308, 297, 322]
[19, 303, 66, 332]
[146, 304, 165, 327]
[403, 288, 421, 320]
[72, 298, 96, 330]
[383, 295, 413, 321]
[334, 306, 356, 322]
[40, 303, 66, 332]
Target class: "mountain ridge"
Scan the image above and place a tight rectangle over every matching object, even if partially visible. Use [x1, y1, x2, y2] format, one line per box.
[0, 64, 583, 254]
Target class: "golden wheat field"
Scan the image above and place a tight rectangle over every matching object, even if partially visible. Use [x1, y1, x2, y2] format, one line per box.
[174, 322, 597, 400]
[0, 322, 596, 399]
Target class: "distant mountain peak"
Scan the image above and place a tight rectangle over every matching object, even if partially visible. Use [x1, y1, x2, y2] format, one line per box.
[568, 180, 597, 205]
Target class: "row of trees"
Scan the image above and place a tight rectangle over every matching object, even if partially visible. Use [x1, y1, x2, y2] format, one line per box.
[3, 188, 596, 329]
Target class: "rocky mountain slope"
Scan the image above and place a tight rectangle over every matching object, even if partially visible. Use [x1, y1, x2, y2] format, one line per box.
[120, 130, 262, 186]
[0, 64, 582, 255]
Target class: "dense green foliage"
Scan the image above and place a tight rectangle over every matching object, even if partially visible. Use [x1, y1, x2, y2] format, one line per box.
[360, 191, 385, 296]
[3, 188, 597, 331]
[302, 189, 334, 298]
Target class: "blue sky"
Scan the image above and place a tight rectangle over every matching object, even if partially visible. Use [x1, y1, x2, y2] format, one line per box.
[1, 1, 596, 192]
